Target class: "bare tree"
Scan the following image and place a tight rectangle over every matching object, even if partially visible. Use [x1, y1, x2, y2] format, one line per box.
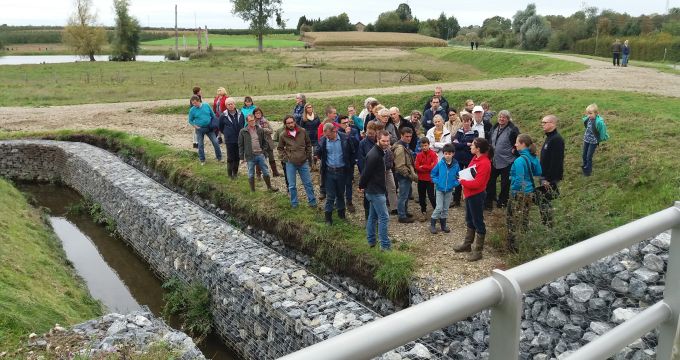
[62, 0, 107, 61]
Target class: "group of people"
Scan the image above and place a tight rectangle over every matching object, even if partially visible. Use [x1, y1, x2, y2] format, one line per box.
[188, 85, 610, 261]
[612, 39, 631, 67]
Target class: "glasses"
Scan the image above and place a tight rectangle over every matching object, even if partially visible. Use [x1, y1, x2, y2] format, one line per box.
[341, 121, 349, 125]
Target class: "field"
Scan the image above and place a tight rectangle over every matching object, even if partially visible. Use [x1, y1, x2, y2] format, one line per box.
[0, 47, 584, 106]
[0, 178, 102, 350]
[302, 31, 447, 47]
[142, 33, 304, 49]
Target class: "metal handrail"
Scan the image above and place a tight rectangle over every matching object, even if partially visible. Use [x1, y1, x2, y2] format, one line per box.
[280, 203, 680, 360]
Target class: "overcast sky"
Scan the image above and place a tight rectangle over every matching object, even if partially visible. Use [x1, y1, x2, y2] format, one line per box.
[1, 0, 677, 29]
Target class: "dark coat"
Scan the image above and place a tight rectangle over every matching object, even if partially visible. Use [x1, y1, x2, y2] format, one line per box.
[540, 129, 565, 183]
[298, 116, 321, 146]
[422, 107, 448, 133]
[219, 110, 245, 144]
[453, 128, 479, 166]
[357, 136, 376, 174]
[359, 144, 387, 195]
[423, 96, 450, 114]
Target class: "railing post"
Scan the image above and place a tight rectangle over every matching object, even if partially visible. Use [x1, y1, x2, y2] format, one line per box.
[657, 201, 680, 359]
[489, 269, 522, 360]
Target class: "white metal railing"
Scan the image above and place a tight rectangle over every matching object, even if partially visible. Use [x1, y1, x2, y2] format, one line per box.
[279, 202, 680, 360]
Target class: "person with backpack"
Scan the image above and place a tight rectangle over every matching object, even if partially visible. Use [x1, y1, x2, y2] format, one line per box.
[581, 103, 609, 176]
[506, 134, 542, 253]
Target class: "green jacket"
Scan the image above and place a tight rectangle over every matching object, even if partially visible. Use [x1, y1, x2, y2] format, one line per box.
[582, 114, 609, 142]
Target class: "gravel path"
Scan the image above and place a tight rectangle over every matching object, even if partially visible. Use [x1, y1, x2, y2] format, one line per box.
[1, 51, 677, 297]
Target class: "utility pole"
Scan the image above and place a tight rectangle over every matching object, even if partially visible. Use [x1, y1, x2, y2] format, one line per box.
[197, 26, 202, 53]
[174, 4, 179, 59]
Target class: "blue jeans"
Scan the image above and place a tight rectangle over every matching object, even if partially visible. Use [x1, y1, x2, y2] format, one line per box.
[432, 190, 453, 219]
[247, 154, 269, 178]
[324, 168, 347, 213]
[396, 174, 412, 218]
[285, 162, 316, 207]
[195, 127, 222, 162]
[582, 142, 598, 176]
[366, 193, 390, 249]
[465, 191, 487, 234]
[622, 53, 629, 66]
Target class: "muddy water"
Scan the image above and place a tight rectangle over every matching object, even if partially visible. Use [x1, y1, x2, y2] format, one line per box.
[19, 183, 238, 360]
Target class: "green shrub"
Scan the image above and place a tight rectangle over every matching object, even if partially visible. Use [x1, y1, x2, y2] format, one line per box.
[162, 277, 213, 342]
[574, 34, 680, 62]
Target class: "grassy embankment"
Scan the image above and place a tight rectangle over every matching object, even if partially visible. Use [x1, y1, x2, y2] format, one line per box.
[0, 47, 584, 107]
[0, 178, 102, 350]
[153, 88, 680, 264]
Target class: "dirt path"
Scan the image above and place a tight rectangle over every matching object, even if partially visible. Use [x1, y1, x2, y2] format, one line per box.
[1, 51, 677, 297]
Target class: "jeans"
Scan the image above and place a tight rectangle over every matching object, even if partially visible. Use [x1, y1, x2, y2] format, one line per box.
[345, 166, 355, 203]
[417, 180, 436, 212]
[582, 142, 598, 176]
[324, 168, 347, 213]
[486, 164, 511, 207]
[366, 193, 390, 249]
[285, 162, 316, 207]
[396, 174, 412, 218]
[247, 154, 269, 178]
[465, 191, 487, 234]
[622, 54, 629, 66]
[432, 190, 453, 219]
[195, 127, 222, 162]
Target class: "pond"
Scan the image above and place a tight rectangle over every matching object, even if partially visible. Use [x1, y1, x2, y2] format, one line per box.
[19, 183, 239, 360]
[0, 55, 186, 65]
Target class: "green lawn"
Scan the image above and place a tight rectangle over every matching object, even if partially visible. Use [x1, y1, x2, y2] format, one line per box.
[0, 47, 585, 107]
[0, 178, 102, 350]
[142, 33, 304, 48]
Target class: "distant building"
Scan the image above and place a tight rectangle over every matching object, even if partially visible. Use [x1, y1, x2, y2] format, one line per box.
[355, 22, 365, 32]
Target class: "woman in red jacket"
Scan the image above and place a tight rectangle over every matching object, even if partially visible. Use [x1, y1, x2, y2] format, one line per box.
[454, 137, 493, 261]
[213, 87, 228, 144]
[414, 137, 438, 215]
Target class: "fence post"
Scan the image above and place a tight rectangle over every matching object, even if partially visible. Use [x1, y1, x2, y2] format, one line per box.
[656, 201, 680, 359]
[319, 71, 322, 84]
[488, 269, 522, 360]
[267, 70, 271, 85]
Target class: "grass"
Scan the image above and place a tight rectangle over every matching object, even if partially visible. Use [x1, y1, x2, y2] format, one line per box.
[0, 129, 416, 302]
[162, 277, 213, 343]
[0, 47, 584, 107]
[0, 177, 102, 350]
[149, 88, 680, 266]
[303, 31, 447, 47]
[142, 33, 303, 48]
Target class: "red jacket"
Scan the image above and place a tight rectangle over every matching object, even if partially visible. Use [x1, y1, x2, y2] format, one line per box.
[317, 121, 341, 142]
[414, 149, 438, 181]
[460, 153, 491, 198]
[213, 95, 228, 115]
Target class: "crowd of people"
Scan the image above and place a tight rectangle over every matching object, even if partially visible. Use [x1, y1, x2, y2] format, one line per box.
[188, 86, 610, 260]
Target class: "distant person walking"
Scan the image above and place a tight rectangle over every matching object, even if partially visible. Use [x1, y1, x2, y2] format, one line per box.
[581, 103, 609, 176]
[612, 39, 622, 67]
[470, 41, 474, 50]
[622, 40, 630, 67]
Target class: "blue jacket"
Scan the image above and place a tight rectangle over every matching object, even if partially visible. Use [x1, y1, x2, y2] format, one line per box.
[293, 103, 305, 124]
[188, 103, 215, 128]
[219, 110, 245, 144]
[430, 158, 460, 192]
[316, 132, 355, 175]
[510, 148, 543, 195]
[241, 105, 256, 120]
[358, 136, 375, 174]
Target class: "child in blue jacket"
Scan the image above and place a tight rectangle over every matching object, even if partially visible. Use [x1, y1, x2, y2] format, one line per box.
[429, 143, 460, 234]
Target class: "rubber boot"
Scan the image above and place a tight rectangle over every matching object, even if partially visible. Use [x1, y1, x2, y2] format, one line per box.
[232, 160, 240, 177]
[226, 162, 233, 179]
[256, 164, 262, 180]
[468, 233, 485, 262]
[440, 218, 450, 233]
[263, 176, 278, 192]
[270, 158, 282, 177]
[338, 208, 346, 220]
[453, 227, 475, 252]
[248, 177, 256, 192]
[325, 211, 333, 226]
[429, 218, 438, 234]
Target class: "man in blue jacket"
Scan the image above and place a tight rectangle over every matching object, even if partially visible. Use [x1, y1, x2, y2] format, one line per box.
[219, 98, 245, 178]
[188, 95, 222, 165]
[316, 123, 355, 225]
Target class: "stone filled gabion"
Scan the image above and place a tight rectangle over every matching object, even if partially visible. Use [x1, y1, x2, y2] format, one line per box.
[0, 141, 433, 360]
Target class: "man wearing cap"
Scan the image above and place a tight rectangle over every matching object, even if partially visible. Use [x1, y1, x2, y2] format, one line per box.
[471, 106, 488, 140]
[423, 86, 449, 114]
[485, 109, 520, 210]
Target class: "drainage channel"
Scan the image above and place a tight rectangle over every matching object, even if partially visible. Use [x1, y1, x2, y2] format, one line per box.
[19, 182, 239, 360]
